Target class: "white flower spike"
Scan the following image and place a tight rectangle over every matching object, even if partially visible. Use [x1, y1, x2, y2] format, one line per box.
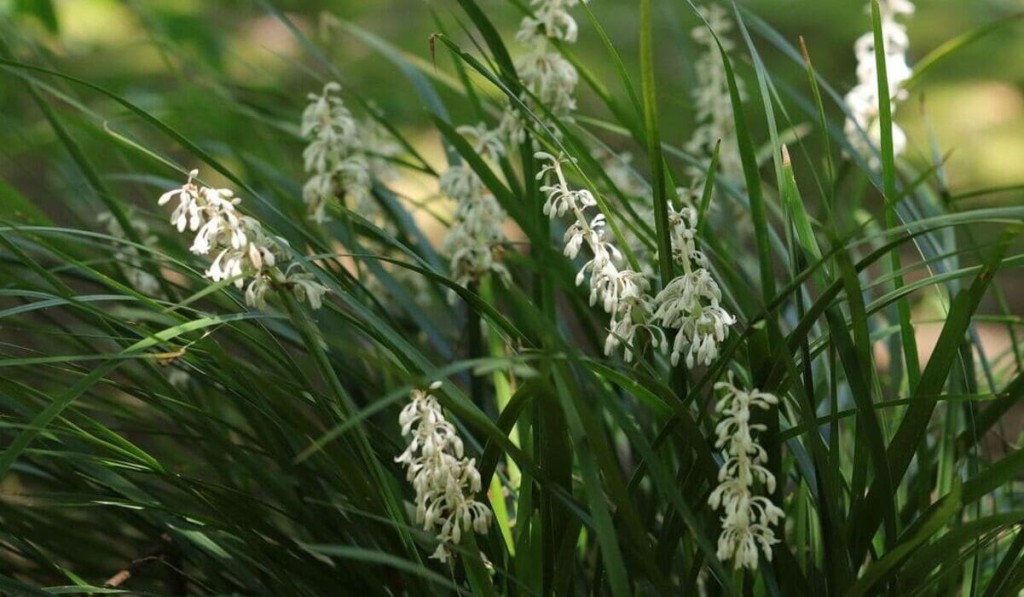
[650, 204, 736, 369]
[535, 152, 660, 362]
[708, 375, 784, 570]
[300, 82, 399, 223]
[395, 383, 492, 563]
[685, 4, 745, 182]
[496, 0, 588, 147]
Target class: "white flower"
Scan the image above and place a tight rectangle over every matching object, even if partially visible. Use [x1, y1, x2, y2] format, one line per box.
[395, 383, 492, 563]
[536, 151, 597, 217]
[708, 375, 784, 570]
[652, 271, 736, 368]
[286, 270, 328, 310]
[300, 84, 427, 309]
[516, 0, 588, 44]
[535, 151, 658, 361]
[844, 0, 915, 164]
[666, 205, 707, 270]
[589, 148, 663, 273]
[603, 271, 662, 362]
[244, 275, 271, 310]
[650, 203, 735, 369]
[158, 170, 208, 233]
[301, 82, 358, 169]
[440, 164, 486, 205]
[456, 123, 507, 164]
[515, 49, 579, 118]
[157, 170, 328, 310]
[494, 0, 588, 148]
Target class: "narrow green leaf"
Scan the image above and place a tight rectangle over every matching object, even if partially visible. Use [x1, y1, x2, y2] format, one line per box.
[640, 0, 673, 286]
[0, 316, 238, 479]
[847, 481, 962, 597]
[853, 237, 1009, 560]
[985, 525, 1024, 597]
[715, 22, 775, 302]
[871, 0, 921, 392]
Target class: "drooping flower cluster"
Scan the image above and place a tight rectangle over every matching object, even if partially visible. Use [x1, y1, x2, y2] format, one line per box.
[395, 382, 492, 563]
[685, 4, 745, 182]
[439, 128, 510, 294]
[537, 153, 734, 368]
[498, 0, 588, 146]
[97, 211, 163, 298]
[707, 375, 784, 570]
[650, 204, 736, 368]
[301, 82, 398, 223]
[844, 0, 915, 163]
[157, 170, 328, 310]
[536, 152, 656, 361]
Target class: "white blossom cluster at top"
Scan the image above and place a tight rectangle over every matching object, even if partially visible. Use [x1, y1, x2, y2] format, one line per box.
[300, 82, 400, 224]
[844, 0, 915, 164]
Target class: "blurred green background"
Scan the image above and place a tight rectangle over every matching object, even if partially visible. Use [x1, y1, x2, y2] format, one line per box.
[2, 0, 1022, 212]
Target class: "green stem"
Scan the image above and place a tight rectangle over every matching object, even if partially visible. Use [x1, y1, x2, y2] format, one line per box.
[640, 0, 674, 287]
[871, 0, 920, 390]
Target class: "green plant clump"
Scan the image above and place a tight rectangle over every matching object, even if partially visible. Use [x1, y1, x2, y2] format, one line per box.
[1, 0, 1023, 594]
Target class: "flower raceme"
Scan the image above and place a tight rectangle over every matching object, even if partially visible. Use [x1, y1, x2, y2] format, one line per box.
[439, 130, 510, 293]
[535, 152, 736, 368]
[395, 383, 492, 563]
[440, 0, 591, 293]
[650, 204, 737, 369]
[300, 82, 399, 224]
[536, 151, 657, 362]
[708, 376, 784, 570]
[157, 169, 328, 310]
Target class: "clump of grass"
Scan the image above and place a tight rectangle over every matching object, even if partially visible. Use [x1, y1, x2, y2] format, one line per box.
[1, 0, 1023, 594]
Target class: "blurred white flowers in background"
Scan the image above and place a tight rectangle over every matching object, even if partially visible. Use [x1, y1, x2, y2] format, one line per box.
[301, 82, 400, 224]
[844, 0, 915, 163]
[499, 0, 589, 145]
[97, 210, 164, 298]
[686, 4, 745, 182]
